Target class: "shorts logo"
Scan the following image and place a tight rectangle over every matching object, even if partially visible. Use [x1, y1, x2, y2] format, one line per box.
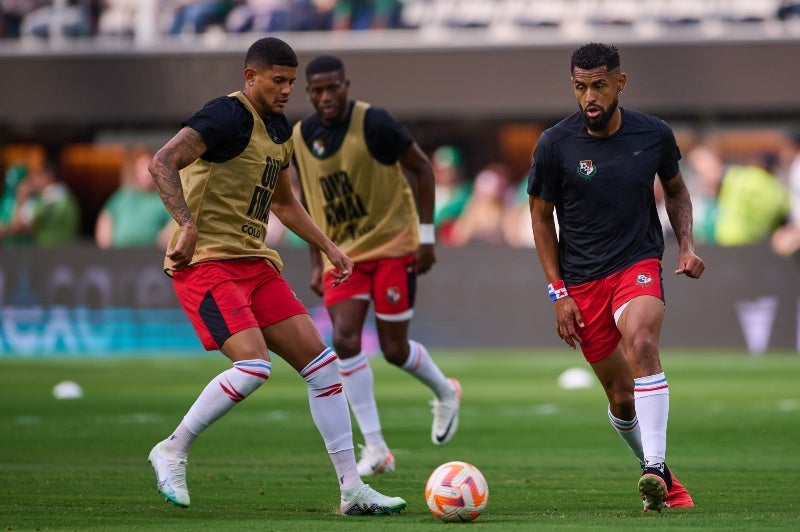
[312, 139, 326, 157]
[636, 273, 653, 286]
[386, 287, 402, 305]
[577, 160, 597, 180]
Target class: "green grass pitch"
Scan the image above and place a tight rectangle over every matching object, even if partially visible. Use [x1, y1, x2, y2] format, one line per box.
[1, 349, 799, 530]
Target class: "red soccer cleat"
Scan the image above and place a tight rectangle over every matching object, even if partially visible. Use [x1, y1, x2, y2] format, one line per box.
[665, 469, 695, 509]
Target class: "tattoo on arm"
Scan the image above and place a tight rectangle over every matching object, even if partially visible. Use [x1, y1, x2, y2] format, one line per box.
[151, 127, 206, 226]
[663, 173, 694, 251]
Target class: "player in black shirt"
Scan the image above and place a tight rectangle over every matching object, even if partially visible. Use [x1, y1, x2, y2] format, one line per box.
[528, 42, 705, 512]
[145, 37, 406, 516]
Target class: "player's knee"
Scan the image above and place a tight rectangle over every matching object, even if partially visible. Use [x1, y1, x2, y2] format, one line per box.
[606, 382, 634, 410]
[628, 333, 660, 360]
[332, 333, 361, 358]
[380, 339, 409, 366]
[610, 395, 635, 418]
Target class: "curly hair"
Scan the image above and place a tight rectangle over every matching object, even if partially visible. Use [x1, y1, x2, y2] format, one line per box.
[245, 37, 298, 69]
[570, 43, 620, 73]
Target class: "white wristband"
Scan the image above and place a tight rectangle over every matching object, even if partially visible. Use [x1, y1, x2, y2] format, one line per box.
[419, 223, 435, 244]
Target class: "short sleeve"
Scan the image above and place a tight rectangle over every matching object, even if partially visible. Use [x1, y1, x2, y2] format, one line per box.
[183, 96, 253, 163]
[527, 131, 560, 202]
[656, 119, 682, 183]
[364, 107, 414, 164]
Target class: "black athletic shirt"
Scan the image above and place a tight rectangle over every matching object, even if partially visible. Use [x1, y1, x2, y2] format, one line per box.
[527, 108, 681, 284]
[297, 101, 413, 163]
[184, 95, 292, 166]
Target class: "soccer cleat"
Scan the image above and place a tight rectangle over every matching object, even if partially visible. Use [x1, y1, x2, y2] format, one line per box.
[340, 484, 407, 516]
[148, 440, 190, 508]
[356, 443, 396, 477]
[665, 468, 695, 509]
[431, 378, 462, 445]
[639, 463, 670, 513]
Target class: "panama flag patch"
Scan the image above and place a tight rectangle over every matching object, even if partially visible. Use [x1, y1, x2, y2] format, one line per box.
[386, 287, 402, 304]
[636, 273, 653, 286]
[312, 139, 325, 157]
[577, 160, 597, 179]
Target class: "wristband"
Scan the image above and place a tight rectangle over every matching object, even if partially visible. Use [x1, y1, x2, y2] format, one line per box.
[547, 280, 569, 301]
[419, 223, 435, 244]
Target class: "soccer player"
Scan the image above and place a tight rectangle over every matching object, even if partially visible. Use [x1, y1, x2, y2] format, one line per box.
[146, 37, 405, 516]
[292, 55, 461, 476]
[528, 42, 705, 512]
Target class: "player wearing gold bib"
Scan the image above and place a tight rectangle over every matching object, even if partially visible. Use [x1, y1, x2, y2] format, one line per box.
[293, 56, 461, 478]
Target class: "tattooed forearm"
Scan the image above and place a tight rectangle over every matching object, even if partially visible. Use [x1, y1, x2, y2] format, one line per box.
[148, 127, 206, 226]
[151, 156, 193, 226]
[663, 173, 695, 252]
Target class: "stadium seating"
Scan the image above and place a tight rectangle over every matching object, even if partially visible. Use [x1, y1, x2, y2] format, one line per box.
[2, 0, 795, 43]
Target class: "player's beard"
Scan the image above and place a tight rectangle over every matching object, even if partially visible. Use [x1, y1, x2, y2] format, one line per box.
[582, 96, 618, 132]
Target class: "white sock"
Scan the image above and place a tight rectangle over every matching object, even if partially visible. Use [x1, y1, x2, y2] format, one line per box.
[301, 348, 359, 490]
[337, 352, 385, 448]
[402, 340, 453, 400]
[607, 406, 644, 465]
[168, 359, 271, 453]
[634, 372, 670, 468]
[330, 450, 363, 492]
[165, 422, 195, 454]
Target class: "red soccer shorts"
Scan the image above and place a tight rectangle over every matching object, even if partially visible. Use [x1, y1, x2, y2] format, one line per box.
[172, 258, 308, 350]
[567, 258, 664, 363]
[322, 254, 416, 320]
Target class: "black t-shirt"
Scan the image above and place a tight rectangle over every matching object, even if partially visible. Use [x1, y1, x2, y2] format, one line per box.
[297, 101, 413, 163]
[527, 108, 681, 284]
[183, 95, 292, 166]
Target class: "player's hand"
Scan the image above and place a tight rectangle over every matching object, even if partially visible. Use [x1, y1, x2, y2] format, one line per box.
[554, 297, 584, 350]
[675, 249, 705, 279]
[324, 246, 353, 287]
[166, 222, 197, 271]
[413, 244, 436, 275]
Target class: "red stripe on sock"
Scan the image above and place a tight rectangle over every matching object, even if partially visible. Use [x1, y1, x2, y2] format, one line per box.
[314, 383, 343, 397]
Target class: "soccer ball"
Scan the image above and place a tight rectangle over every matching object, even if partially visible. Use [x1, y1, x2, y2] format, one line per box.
[425, 461, 489, 522]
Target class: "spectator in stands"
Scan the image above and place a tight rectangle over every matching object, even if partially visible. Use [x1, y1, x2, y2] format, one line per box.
[777, 1, 800, 20]
[771, 129, 800, 256]
[225, 0, 327, 32]
[225, 0, 289, 32]
[431, 145, 471, 246]
[94, 145, 173, 249]
[0, 160, 80, 246]
[683, 144, 723, 245]
[0, 163, 31, 246]
[714, 152, 790, 246]
[167, 0, 233, 34]
[330, 0, 402, 30]
[19, 0, 97, 38]
[502, 177, 537, 248]
[0, 0, 49, 38]
[449, 162, 512, 246]
[97, 0, 140, 37]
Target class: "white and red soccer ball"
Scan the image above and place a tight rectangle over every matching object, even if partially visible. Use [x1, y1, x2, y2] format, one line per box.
[425, 461, 489, 522]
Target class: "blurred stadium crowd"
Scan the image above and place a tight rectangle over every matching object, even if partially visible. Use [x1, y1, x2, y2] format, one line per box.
[2, 127, 799, 256]
[1, 1, 800, 258]
[1, 1, 800, 41]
